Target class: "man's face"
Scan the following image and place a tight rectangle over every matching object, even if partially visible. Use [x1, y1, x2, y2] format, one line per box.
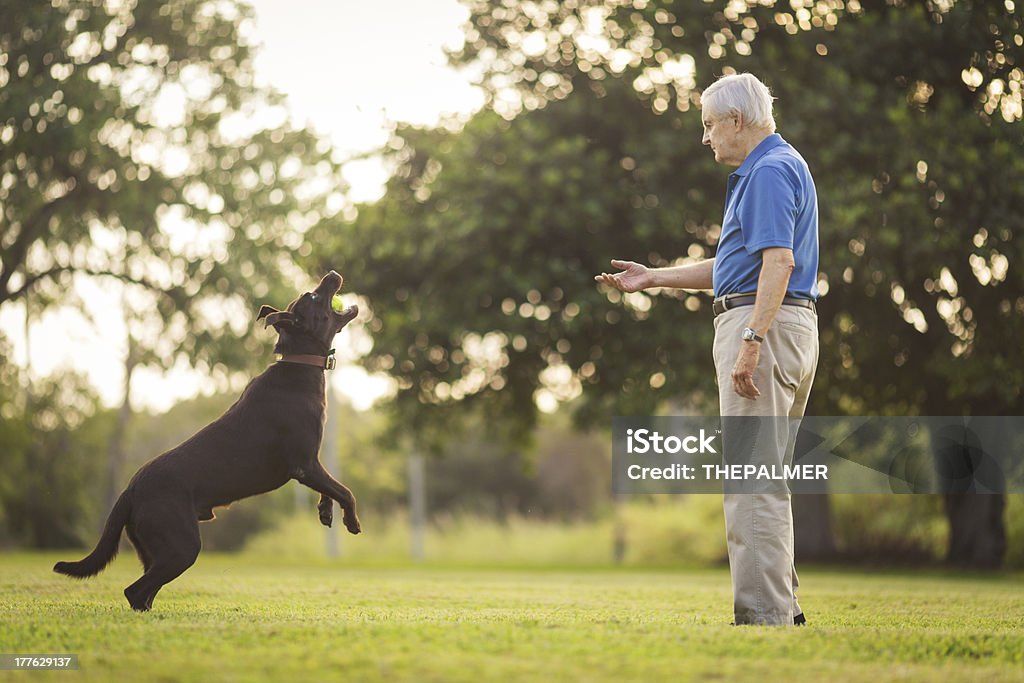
[702, 112, 744, 167]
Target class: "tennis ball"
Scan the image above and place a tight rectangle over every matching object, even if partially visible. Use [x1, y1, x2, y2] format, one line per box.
[331, 294, 345, 313]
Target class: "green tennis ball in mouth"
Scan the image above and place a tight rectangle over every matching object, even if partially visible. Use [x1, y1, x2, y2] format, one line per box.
[331, 294, 345, 313]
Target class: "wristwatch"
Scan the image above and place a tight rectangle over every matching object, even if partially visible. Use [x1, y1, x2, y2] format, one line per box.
[741, 327, 764, 343]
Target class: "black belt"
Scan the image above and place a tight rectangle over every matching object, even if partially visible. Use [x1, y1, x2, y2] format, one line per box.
[713, 293, 816, 317]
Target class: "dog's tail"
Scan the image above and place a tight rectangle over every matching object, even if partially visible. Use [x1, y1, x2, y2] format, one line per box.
[53, 490, 131, 579]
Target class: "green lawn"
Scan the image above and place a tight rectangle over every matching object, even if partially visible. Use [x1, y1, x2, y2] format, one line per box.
[0, 553, 1022, 682]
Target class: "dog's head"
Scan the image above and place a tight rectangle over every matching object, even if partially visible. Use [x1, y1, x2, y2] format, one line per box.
[257, 270, 359, 356]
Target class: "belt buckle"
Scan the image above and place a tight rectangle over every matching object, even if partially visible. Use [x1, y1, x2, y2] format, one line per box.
[720, 293, 743, 312]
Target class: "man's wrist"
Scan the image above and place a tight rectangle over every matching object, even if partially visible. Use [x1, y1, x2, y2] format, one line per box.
[644, 268, 660, 289]
[741, 327, 764, 343]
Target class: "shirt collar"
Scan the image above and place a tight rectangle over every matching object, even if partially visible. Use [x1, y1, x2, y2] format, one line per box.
[731, 133, 786, 177]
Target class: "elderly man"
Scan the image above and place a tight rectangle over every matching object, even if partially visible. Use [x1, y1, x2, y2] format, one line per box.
[596, 73, 819, 626]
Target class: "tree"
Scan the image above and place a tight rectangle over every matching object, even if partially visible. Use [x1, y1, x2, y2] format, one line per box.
[1, 0, 347, 370]
[1, 0, 348, 517]
[313, 79, 722, 452]
[0, 354, 113, 548]
[452, 0, 1023, 410]
[316, 0, 1023, 565]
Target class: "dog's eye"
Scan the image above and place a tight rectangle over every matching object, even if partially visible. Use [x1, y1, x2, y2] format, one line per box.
[309, 293, 319, 302]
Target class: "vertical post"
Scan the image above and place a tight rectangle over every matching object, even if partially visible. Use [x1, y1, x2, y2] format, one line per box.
[294, 479, 307, 513]
[323, 377, 340, 558]
[107, 333, 136, 520]
[613, 494, 627, 564]
[107, 288, 136, 518]
[23, 286, 31, 406]
[408, 453, 426, 561]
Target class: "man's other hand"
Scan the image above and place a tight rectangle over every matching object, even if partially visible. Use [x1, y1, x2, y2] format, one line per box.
[731, 342, 762, 400]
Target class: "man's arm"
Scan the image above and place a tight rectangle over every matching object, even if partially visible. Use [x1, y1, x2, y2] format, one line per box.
[745, 248, 795, 336]
[731, 247, 795, 400]
[595, 258, 715, 293]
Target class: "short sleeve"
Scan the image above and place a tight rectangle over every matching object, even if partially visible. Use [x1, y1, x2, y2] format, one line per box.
[736, 166, 799, 255]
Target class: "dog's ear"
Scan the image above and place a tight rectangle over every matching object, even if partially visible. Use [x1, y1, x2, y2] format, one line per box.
[257, 305, 296, 329]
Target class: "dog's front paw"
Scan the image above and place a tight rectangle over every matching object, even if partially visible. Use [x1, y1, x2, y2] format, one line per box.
[344, 515, 361, 535]
[318, 503, 333, 528]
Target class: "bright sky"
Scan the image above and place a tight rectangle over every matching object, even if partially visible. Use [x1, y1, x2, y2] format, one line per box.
[245, 0, 482, 202]
[0, 0, 482, 413]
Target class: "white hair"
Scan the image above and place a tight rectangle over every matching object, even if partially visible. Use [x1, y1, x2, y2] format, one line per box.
[700, 73, 777, 132]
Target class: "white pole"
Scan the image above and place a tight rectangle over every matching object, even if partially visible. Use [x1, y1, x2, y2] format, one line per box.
[408, 453, 426, 561]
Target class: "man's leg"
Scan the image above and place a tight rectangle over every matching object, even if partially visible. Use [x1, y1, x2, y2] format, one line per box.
[714, 306, 818, 625]
[722, 487, 797, 625]
[787, 308, 819, 622]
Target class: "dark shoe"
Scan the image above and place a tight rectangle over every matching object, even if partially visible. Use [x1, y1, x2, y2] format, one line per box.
[793, 612, 806, 626]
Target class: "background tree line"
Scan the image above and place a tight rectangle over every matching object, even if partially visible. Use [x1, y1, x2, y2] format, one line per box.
[310, 0, 1023, 567]
[1, 0, 344, 540]
[2, 0, 1021, 568]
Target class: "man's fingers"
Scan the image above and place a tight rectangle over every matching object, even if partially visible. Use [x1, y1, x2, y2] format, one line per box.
[610, 259, 632, 269]
[596, 272, 632, 292]
[742, 379, 760, 399]
[741, 378, 760, 399]
[732, 370, 760, 400]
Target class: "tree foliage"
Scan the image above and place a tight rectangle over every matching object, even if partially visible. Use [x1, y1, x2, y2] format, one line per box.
[315, 0, 1023, 452]
[0, 0, 347, 379]
[317, 76, 728, 449]
[452, 0, 1024, 416]
[0, 356, 112, 548]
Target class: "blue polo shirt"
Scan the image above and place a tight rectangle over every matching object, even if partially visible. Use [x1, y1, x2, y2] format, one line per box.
[711, 134, 819, 300]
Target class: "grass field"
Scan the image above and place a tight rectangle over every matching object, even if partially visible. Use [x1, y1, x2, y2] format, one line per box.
[1, 553, 1022, 682]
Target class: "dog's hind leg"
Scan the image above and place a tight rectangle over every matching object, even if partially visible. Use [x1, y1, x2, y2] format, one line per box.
[123, 507, 201, 611]
[297, 466, 361, 535]
[125, 523, 152, 572]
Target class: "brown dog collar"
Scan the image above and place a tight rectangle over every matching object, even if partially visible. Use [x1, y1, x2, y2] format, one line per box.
[276, 353, 337, 370]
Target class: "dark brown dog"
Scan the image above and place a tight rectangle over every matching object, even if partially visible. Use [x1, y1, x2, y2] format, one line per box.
[55, 271, 361, 611]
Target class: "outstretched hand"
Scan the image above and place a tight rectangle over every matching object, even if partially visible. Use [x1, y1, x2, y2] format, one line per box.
[594, 259, 653, 293]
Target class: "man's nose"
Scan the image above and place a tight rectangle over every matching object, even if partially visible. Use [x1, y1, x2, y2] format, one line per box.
[702, 132, 711, 145]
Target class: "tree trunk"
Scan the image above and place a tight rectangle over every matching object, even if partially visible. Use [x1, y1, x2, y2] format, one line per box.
[944, 494, 1006, 568]
[612, 494, 626, 564]
[105, 335, 137, 518]
[793, 493, 838, 561]
[933, 419, 1007, 569]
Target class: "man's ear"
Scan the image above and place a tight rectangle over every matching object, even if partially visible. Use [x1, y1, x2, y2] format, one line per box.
[257, 305, 295, 329]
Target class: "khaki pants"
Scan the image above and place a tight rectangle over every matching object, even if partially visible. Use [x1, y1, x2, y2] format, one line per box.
[713, 304, 819, 625]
